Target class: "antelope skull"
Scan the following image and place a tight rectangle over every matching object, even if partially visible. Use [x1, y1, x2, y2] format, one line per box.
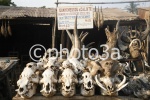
[40, 68, 57, 97]
[59, 68, 78, 97]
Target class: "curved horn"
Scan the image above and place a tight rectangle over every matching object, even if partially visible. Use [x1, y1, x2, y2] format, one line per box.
[117, 75, 126, 88]
[95, 75, 107, 91]
[81, 32, 89, 42]
[85, 42, 95, 48]
[129, 39, 142, 49]
[79, 31, 84, 39]
[116, 75, 128, 92]
[141, 19, 150, 41]
[116, 82, 128, 92]
[66, 30, 73, 43]
[115, 20, 120, 33]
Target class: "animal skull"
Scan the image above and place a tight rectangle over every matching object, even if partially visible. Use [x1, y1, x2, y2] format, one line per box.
[40, 68, 57, 97]
[95, 74, 128, 96]
[59, 68, 78, 97]
[79, 71, 95, 96]
[16, 77, 37, 98]
[94, 59, 128, 96]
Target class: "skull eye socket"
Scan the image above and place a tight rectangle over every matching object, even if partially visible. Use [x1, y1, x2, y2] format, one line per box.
[86, 75, 87, 78]
[51, 65, 54, 69]
[106, 62, 109, 65]
[46, 55, 49, 58]
[28, 65, 32, 68]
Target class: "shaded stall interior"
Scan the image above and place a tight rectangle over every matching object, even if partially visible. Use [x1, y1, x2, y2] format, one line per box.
[0, 18, 148, 69]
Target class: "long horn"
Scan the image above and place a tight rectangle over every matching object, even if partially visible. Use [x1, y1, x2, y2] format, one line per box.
[115, 75, 128, 92]
[117, 75, 127, 88]
[95, 75, 107, 91]
[116, 82, 128, 92]
[141, 19, 150, 41]
[73, 16, 81, 58]
[116, 20, 120, 32]
[66, 30, 73, 43]
[1, 20, 4, 36]
[93, 6, 97, 27]
[97, 6, 100, 30]
[100, 6, 104, 28]
[79, 31, 84, 39]
[81, 32, 89, 42]
[85, 42, 95, 48]
[7, 20, 12, 36]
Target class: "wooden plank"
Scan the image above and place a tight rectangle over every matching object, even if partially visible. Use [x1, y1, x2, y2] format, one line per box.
[13, 95, 142, 100]
[55, 0, 150, 5]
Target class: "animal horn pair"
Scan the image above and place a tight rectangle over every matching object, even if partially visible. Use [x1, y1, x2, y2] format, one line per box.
[93, 6, 104, 30]
[95, 74, 128, 92]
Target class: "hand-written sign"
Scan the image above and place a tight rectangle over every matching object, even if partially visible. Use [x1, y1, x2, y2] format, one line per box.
[57, 5, 93, 30]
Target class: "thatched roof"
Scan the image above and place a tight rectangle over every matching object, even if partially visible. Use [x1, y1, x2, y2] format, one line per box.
[0, 6, 56, 19]
[102, 8, 139, 20]
[0, 6, 139, 21]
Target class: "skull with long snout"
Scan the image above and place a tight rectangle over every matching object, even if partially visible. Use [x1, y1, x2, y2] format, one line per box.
[40, 68, 57, 97]
[16, 77, 37, 98]
[79, 71, 95, 96]
[20, 67, 39, 84]
[94, 59, 128, 96]
[59, 68, 78, 97]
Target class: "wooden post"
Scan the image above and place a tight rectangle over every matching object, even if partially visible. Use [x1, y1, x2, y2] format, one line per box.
[147, 9, 150, 64]
[61, 30, 65, 48]
[66, 34, 71, 50]
[52, 16, 56, 48]
[52, 0, 58, 48]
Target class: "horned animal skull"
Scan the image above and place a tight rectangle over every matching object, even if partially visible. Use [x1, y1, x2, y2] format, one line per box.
[95, 59, 128, 96]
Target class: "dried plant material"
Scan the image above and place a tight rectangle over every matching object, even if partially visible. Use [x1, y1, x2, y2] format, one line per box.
[1, 20, 5, 36]
[7, 20, 12, 36]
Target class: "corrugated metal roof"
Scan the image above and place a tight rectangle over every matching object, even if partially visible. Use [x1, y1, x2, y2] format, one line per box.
[138, 7, 150, 11]
[102, 8, 138, 20]
[0, 6, 138, 20]
[0, 6, 56, 19]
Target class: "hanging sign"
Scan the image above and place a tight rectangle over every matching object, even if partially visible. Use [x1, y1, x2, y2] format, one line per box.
[57, 5, 93, 30]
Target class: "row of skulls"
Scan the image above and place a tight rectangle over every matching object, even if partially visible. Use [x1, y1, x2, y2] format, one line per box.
[16, 16, 150, 99]
[15, 48, 129, 98]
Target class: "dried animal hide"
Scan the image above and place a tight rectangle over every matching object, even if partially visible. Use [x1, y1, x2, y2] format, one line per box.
[122, 73, 150, 99]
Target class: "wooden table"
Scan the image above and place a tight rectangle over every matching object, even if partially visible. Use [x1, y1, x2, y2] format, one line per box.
[13, 95, 142, 100]
[0, 57, 19, 100]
